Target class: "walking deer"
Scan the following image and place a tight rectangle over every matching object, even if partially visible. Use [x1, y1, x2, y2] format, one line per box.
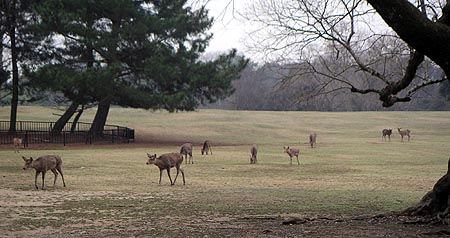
[283, 146, 300, 165]
[22, 155, 66, 190]
[382, 128, 392, 142]
[309, 133, 317, 148]
[13, 137, 22, 153]
[180, 143, 193, 164]
[250, 144, 258, 164]
[146, 153, 185, 185]
[201, 140, 213, 155]
[397, 128, 411, 142]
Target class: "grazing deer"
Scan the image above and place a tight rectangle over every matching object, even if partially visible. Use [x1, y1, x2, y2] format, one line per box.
[201, 140, 213, 155]
[180, 143, 193, 164]
[13, 137, 22, 153]
[309, 132, 317, 148]
[283, 146, 300, 165]
[382, 128, 392, 142]
[146, 153, 185, 185]
[250, 144, 258, 164]
[22, 155, 66, 190]
[397, 128, 411, 142]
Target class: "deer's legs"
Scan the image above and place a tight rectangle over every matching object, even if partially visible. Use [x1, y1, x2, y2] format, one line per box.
[290, 156, 292, 165]
[57, 166, 66, 187]
[180, 168, 185, 185]
[173, 168, 179, 185]
[41, 171, 46, 190]
[51, 168, 58, 187]
[166, 168, 173, 185]
[190, 153, 193, 164]
[159, 169, 163, 184]
[296, 156, 300, 165]
[34, 171, 40, 190]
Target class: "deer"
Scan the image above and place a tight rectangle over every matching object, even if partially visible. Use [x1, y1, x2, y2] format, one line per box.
[382, 128, 392, 142]
[180, 143, 193, 164]
[22, 155, 66, 190]
[13, 137, 23, 153]
[397, 128, 411, 142]
[283, 146, 300, 165]
[250, 144, 258, 164]
[201, 140, 213, 155]
[146, 153, 185, 185]
[309, 132, 317, 148]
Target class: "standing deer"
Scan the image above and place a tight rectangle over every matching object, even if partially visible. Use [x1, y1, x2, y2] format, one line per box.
[180, 143, 193, 164]
[146, 153, 185, 185]
[309, 133, 317, 148]
[22, 155, 66, 190]
[283, 146, 300, 165]
[13, 137, 22, 153]
[382, 128, 392, 142]
[250, 144, 258, 164]
[201, 140, 213, 155]
[397, 128, 411, 142]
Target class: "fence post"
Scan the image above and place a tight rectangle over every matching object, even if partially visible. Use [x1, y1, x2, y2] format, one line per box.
[24, 131, 28, 148]
[63, 131, 66, 146]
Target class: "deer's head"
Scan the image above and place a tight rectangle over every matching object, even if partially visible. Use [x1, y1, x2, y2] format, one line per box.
[283, 146, 290, 153]
[22, 156, 33, 170]
[146, 153, 157, 165]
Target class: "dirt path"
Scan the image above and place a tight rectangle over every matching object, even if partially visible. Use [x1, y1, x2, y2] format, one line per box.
[0, 188, 446, 238]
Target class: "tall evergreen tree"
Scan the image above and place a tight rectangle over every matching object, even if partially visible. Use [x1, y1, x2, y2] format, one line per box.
[0, 0, 41, 133]
[29, 0, 247, 134]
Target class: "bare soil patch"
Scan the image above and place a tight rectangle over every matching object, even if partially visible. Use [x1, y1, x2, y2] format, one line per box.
[0, 188, 446, 238]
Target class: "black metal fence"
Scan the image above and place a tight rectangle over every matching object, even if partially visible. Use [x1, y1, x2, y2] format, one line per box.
[0, 121, 135, 146]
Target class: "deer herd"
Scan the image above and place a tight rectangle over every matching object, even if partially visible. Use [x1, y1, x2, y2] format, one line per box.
[14, 126, 411, 188]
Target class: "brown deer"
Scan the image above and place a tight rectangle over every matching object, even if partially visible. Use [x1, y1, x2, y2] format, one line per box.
[283, 146, 300, 165]
[146, 153, 185, 185]
[397, 128, 411, 142]
[180, 143, 193, 164]
[22, 155, 66, 190]
[309, 132, 317, 148]
[201, 140, 213, 155]
[13, 137, 22, 153]
[382, 128, 392, 142]
[250, 144, 258, 164]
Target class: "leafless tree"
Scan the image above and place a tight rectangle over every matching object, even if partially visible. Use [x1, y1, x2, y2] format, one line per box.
[243, 0, 448, 107]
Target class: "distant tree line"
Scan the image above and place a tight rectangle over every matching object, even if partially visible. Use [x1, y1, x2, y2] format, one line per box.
[205, 61, 450, 111]
[0, 0, 248, 134]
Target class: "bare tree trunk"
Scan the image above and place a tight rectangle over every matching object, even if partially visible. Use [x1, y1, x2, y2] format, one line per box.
[70, 105, 84, 133]
[8, 0, 18, 134]
[52, 102, 79, 133]
[89, 98, 110, 136]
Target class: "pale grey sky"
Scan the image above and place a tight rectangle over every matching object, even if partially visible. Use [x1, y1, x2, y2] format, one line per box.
[204, 0, 248, 54]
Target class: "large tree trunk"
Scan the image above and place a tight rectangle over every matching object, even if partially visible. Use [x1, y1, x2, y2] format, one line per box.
[402, 158, 450, 220]
[89, 98, 111, 137]
[52, 102, 79, 133]
[70, 105, 84, 133]
[8, 0, 18, 133]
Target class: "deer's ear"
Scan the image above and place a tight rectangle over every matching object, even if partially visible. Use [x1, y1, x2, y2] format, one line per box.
[21, 156, 27, 161]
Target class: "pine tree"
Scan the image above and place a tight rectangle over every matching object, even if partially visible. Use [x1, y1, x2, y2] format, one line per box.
[28, 0, 247, 134]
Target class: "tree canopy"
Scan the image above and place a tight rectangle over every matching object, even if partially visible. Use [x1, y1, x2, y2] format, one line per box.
[24, 0, 247, 133]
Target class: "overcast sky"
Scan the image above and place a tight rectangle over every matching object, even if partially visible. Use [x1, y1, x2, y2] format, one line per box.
[204, 0, 248, 54]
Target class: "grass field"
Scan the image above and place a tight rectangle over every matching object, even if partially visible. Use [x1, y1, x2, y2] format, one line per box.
[0, 106, 449, 237]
